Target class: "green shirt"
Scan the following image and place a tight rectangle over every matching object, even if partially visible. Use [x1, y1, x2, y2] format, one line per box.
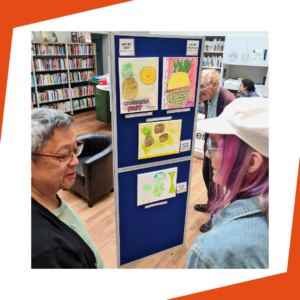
[52, 196, 105, 269]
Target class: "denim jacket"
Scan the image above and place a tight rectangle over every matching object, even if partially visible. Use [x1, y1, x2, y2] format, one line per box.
[186, 196, 269, 269]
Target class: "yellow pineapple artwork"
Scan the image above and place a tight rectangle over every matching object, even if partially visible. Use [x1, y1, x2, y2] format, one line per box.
[138, 120, 182, 160]
[119, 58, 159, 114]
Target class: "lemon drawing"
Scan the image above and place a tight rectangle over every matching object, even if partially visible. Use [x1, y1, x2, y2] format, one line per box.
[140, 67, 156, 85]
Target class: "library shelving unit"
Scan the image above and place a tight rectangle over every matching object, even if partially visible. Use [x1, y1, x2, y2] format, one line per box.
[202, 36, 226, 80]
[31, 41, 97, 114]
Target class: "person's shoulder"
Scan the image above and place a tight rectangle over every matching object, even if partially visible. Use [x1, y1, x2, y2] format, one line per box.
[190, 216, 269, 268]
[220, 87, 237, 102]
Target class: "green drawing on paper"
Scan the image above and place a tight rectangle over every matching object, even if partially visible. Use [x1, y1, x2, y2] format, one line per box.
[142, 184, 152, 191]
[168, 171, 176, 193]
[153, 172, 166, 184]
[153, 185, 164, 197]
[141, 134, 175, 156]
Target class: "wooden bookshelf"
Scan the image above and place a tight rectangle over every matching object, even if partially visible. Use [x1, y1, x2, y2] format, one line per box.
[31, 41, 97, 114]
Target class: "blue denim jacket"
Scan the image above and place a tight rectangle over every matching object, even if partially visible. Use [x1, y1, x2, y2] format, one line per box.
[186, 196, 269, 269]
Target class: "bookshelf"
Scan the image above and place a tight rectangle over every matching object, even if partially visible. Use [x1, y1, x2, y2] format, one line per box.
[202, 36, 226, 82]
[31, 41, 97, 114]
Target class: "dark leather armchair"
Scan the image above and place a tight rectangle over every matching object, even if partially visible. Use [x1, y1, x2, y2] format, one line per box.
[69, 133, 114, 207]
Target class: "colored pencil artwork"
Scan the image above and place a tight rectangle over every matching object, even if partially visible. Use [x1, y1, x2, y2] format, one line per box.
[161, 57, 198, 110]
[137, 167, 178, 206]
[138, 120, 182, 160]
[119, 57, 159, 114]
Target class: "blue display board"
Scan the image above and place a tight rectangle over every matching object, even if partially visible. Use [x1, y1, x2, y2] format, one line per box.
[111, 33, 204, 267]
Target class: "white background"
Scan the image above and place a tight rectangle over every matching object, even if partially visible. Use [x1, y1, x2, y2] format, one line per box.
[0, 0, 299, 299]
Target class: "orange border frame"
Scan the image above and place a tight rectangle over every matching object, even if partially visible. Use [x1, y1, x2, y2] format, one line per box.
[1, 4, 298, 298]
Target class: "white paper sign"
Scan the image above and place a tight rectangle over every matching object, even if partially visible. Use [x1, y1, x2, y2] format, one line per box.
[186, 40, 199, 56]
[177, 182, 187, 194]
[180, 139, 191, 152]
[119, 39, 135, 56]
[250, 49, 267, 61]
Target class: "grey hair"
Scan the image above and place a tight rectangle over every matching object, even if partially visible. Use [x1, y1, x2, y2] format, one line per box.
[31, 108, 75, 163]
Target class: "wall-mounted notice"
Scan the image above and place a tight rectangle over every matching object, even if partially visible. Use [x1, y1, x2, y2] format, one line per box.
[161, 57, 198, 110]
[227, 51, 238, 62]
[176, 182, 187, 194]
[119, 38, 135, 56]
[186, 40, 199, 56]
[180, 139, 191, 152]
[119, 57, 159, 114]
[137, 167, 178, 206]
[250, 49, 267, 61]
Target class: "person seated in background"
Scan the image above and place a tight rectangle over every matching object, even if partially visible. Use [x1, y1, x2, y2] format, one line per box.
[31, 108, 104, 269]
[194, 69, 236, 233]
[186, 97, 269, 268]
[238, 79, 259, 98]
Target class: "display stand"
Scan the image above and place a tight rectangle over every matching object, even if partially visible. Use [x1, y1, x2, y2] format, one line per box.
[109, 33, 205, 267]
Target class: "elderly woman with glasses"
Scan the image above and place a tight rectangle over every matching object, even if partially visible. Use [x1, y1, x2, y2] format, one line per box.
[194, 69, 236, 233]
[186, 98, 269, 269]
[31, 108, 104, 269]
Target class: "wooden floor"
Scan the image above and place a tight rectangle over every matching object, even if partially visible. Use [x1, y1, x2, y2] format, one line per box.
[58, 109, 210, 269]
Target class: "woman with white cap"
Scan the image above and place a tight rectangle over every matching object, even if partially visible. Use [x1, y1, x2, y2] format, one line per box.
[186, 97, 269, 268]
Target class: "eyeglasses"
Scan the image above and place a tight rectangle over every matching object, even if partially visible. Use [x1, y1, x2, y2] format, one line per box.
[207, 137, 222, 158]
[200, 82, 213, 91]
[32, 141, 84, 164]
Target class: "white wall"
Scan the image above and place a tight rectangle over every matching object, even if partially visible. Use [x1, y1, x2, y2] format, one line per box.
[149, 31, 268, 37]
[228, 65, 268, 84]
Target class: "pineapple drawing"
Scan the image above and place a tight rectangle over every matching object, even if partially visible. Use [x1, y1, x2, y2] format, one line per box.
[141, 125, 154, 148]
[121, 63, 138, 101]
[140, 66, 156, 85]
[167, 58, 193, 107]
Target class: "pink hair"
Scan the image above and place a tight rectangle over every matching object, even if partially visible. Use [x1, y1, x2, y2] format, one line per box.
[207, 134, 269, 215]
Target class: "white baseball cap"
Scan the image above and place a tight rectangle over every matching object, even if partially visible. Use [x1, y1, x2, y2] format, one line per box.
[197, 97, 269, 158]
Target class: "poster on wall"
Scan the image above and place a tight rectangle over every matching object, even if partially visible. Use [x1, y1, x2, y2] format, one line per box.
[227, 51, 238, 62]
[137, 167, 178, 206]
[250, 49, 267, 61]
[138, 120, 182, 160]
[161, 57, 198, 110]
[119, 57, 159, 114]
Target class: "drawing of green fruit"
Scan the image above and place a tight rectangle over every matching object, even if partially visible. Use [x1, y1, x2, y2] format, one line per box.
[141, 125, 154, 148]
[121, 63, 138, 101]
[153, 185, 164, 197]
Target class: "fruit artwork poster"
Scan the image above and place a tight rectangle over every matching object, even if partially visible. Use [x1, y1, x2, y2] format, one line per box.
[119, 57, 159, 114]
[161, 57, 199, 110]
[137, 167, 178, 206]
[138, 120, 182, 160]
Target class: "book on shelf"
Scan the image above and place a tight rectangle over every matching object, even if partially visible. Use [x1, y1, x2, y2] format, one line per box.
[40, 101, 71, 112]
[38, 88, 70, 103]
[31, 75, 34, 86]
[71, 32, 78, 43]
[72, 97, 95, 110]
[31, 93, 37, 104]
[85, 33, 91, 43]
[78, 32, 85, 43]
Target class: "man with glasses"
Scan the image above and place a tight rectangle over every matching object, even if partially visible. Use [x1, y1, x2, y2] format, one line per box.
[31, 108, 104, 268]
[194, 69, 236, 233]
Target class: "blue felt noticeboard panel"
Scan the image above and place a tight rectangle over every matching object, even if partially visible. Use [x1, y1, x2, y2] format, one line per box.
[114, 36, 202, 169]
[118, 160, 190, 266]
[113, 35, 203, 266]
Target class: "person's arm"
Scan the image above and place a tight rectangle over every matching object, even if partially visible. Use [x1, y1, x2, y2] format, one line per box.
[185, 250, 211, 269]
[32, 247, 87, 269]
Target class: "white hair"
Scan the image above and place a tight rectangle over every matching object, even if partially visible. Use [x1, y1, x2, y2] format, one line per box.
[31, 108, 74, 162]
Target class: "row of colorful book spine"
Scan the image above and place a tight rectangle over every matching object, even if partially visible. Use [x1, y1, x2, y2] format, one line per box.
[68, 44, 95, 55]
[40, 101, 71, 112]
[70, 71, 94, 82]
[32, 44, 66, 56]
[35, 73, 68, 86]
[33, 58, 95, 71]
[31, 85, 94, 104]
[72, 97, 95, 110]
